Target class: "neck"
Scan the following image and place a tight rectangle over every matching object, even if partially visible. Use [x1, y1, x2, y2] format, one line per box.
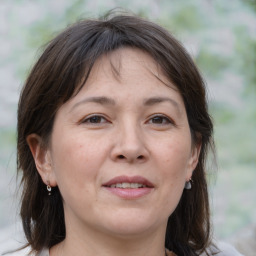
[50, 221, 167, 256]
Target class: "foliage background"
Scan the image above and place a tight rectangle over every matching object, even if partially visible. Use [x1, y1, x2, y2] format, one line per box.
[0, 0, 255, 254]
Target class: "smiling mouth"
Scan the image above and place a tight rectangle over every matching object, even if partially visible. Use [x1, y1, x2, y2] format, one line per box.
[107, 183, 147, 189]
[102, 176, 154, 199]
[102, 175, 154, 189]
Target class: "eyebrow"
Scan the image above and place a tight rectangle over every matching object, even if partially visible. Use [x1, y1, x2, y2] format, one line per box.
[71, 96, 116, 111]
[143, 97, 179, 107]
[71, 96, 181, 114]
[144, 97, 181, 115]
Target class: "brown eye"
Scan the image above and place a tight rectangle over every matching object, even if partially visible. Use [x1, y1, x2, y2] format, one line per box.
[149, 115, 171, 125]
[82, 115, 108, 124]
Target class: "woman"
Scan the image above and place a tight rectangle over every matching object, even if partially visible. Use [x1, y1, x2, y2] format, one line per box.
[15, 12, 242, 256]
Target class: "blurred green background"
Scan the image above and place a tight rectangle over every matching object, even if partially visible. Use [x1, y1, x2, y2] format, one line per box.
[0, 0, 255, 253]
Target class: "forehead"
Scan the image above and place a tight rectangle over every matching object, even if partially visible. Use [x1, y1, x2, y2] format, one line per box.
[60, 47, 186, 118]
[82, 47, 178, 93]
[54, 47, 188, 127]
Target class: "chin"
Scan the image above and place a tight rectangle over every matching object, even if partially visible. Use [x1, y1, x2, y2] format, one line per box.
[99, 210, 163, 237]
[106, 223, 154, 238]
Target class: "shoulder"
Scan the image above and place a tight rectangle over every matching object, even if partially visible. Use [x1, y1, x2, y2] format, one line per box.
[200, 241, 244, 256]
[36, 248, 49, 256]
[216, 241, 244, 256]
[2, 248, 49, 256]
[1, 247, 30, 256]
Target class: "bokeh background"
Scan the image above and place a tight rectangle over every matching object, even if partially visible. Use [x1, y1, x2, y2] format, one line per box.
[0, 0, 256, 255]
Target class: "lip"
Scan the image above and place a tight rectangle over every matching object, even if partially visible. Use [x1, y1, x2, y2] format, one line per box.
[102, 175, 154, 200]
[102, 175, 154, 188]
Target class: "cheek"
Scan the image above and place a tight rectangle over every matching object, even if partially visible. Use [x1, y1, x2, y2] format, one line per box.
[51, 133, 102, 190]
[158, 137, 191, 173]
[154, 137, 191, 205]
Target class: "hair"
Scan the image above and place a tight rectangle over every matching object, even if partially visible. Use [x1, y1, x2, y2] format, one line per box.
[17, 11, 215, 256]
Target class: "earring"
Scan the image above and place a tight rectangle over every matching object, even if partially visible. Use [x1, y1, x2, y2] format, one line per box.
[46, 182, 52, 195]
[184, 179, 193, 190]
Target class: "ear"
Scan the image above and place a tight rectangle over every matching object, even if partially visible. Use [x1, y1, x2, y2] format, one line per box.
[186, 141, 202, 181]
[26, 134, 57, 187]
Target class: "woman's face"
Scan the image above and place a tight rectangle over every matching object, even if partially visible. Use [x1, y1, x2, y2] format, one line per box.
[36, 48, 200, 239]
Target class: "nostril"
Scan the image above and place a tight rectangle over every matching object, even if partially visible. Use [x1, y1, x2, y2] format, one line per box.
[116, 154, 145, 161]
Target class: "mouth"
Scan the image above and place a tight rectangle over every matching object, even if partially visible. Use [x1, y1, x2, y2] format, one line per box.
[103, 175, 154, 188]
[102, 176, 154, 199]
[108, 183, 147, 189]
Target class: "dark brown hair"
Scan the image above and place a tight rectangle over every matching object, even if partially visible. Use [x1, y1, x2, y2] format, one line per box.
[17, 11, 214, 256]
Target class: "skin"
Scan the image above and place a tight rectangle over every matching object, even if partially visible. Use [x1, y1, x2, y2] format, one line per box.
[27, 48, 201, 256]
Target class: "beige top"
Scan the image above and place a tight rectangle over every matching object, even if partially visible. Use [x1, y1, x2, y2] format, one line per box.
[37, 248, 49, 256]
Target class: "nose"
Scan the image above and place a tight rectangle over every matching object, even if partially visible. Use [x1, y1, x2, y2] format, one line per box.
[110, 122, 149, 163]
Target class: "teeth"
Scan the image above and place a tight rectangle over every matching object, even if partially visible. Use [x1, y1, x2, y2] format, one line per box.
[109, 183, 146, 188]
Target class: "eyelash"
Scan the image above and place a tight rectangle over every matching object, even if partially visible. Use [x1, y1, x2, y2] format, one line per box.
[81, 115, 109, 124]
[147, 115, 174, 126]
[80, 114, 175, 127]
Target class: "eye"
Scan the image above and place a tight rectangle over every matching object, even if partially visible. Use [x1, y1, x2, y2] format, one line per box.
[81, 115, 109, 124]
[147, 115, 174, 125]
